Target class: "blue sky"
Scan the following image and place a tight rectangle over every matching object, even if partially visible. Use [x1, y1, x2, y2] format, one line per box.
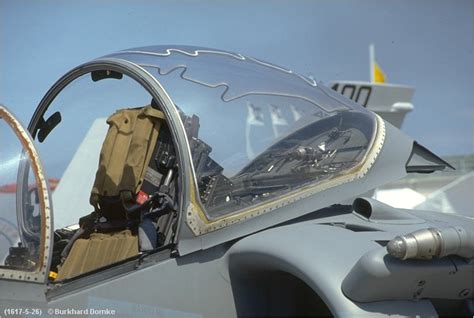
[1, 0, 473, 155]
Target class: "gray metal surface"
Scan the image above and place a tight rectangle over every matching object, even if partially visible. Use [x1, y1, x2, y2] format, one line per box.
[343, 248, 474, 302]
[5, 203, 470, 317]
[227, 221, 440, 317]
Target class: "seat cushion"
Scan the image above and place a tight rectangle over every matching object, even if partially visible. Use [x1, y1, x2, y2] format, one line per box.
[56, 230, 138, 280]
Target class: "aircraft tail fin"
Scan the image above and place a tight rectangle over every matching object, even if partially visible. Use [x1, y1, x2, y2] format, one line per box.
[329, 81, 414, 129]
[369, 43, 387, 84]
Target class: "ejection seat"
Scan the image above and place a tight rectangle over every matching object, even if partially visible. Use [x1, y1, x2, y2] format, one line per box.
[56, 104, 174, 280]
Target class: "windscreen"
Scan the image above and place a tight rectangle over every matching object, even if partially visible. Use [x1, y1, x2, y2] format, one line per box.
[109, 46, 378, 220]
[0, 110, 42, 271]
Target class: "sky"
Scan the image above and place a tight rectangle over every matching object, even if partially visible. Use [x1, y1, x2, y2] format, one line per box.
[1, 0, 473, 156]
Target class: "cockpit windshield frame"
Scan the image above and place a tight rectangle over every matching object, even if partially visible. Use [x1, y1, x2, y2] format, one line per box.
[0, 106, 53, 283]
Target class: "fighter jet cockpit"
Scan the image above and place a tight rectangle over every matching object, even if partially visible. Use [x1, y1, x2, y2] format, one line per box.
[1, 46, 380, 283]
[3, 45, 473, 317]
